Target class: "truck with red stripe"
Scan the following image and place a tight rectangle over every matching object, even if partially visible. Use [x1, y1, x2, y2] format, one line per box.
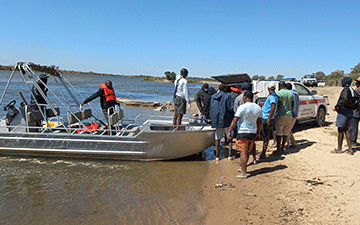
[212, 74, 329, 127]
[253, 79, 328, 126]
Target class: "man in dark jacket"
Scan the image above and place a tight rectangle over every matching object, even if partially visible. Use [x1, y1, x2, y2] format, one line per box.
[30, 73, 49, 111]
[331, 76, 354, 155]
[203, 87, 217, 122]
[81, 80, 118, 122]
[210, 84, 234, 160]
[196, 83, 209, 122]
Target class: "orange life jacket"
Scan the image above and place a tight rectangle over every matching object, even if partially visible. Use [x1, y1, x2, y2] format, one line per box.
[230, 87, 242, 93]
[99, 83, 116, 101]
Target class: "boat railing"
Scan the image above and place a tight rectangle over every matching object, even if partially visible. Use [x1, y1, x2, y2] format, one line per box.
[143, 115, 210, 131]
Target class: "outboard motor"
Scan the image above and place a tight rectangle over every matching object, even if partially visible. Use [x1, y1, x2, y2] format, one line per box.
[4, 100, 22, 131]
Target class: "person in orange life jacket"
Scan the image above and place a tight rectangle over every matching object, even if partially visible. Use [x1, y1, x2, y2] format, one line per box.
[228, 84, 242, 102]
[81, 80, 119, 123]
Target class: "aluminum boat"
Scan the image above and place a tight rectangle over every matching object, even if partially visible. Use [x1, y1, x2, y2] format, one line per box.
[0, 63, 215, 161]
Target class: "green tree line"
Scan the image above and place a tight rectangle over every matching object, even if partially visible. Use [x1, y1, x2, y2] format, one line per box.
[250, 62, 360, 86]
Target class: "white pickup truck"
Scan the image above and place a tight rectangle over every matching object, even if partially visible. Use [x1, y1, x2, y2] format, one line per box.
[302, 74, 318, 87]
[212, 74, 328, 126]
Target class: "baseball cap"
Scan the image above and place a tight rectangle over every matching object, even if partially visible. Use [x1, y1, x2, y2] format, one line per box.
[241, 82, 251, 91]
[39, 73, 49, 79]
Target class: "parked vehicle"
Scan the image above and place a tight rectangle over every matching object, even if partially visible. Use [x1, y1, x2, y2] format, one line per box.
[212, 74, 328, 126]
[317, 80, 326, 87]
[302, 74, 318, 87]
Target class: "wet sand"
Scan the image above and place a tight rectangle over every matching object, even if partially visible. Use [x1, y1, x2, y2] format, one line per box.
[195, 86, 360, 224]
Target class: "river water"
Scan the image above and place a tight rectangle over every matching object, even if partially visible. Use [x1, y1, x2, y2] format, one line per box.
[0, 70, 216, 224]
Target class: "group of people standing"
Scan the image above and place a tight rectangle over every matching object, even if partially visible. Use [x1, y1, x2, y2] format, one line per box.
[193, 79, 300, 179]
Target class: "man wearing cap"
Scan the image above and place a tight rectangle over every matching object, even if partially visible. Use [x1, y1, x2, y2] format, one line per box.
[349, 77, 360, 146]
[30, 73, 49, 111]
[196, 83, 209, 122]
[234, 82, 259, 111]
[273, 81, 293, 155]
[259, 81, 278, 159]
[332, 76, 355, 155]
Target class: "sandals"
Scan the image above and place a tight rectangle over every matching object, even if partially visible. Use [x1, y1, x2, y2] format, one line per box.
[344, 150, 354, 155]
[330, 149, 354, 155]
[330, 149, 342, 154]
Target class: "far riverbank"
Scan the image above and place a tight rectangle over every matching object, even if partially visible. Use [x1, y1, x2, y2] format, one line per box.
[0, 65, 218, 84]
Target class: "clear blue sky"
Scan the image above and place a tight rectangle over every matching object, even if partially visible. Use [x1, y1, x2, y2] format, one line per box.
[1, 0, 359, 79]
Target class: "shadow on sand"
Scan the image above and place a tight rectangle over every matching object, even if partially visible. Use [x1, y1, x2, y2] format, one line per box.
[248, 164, 288, 178]
[284, 139, 316, 155]
[293, 121, 332, 133]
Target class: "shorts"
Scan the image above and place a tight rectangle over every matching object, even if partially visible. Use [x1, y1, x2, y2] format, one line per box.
[275, 116, 292, 136]
[235, 138, 255, 152]
[261, 118, 275, 137]
[336, 108, 353, 128]
[173, 96, 186, 114]
[215, 127, 230, 140]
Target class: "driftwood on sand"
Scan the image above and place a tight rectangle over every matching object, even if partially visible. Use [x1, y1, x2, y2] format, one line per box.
[116, 98, 175, 112]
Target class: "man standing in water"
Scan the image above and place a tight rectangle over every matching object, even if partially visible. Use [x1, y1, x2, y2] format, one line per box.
[228, 90, 262, 179]
[173, 68, 191, 131]
[210, 84, 234, 160]
[81, 80, 118, 123]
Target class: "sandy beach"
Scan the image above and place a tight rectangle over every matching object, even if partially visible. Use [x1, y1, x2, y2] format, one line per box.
[189, 86, 360, 224]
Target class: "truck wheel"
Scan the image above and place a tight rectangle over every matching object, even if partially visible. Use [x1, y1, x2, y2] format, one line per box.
[315, 108, 326, 126]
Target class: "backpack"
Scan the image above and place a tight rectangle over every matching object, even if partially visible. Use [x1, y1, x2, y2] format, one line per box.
[347, 88, 360, 110]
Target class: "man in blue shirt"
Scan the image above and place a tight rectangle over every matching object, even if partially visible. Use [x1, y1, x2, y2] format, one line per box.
[259, 81, 278, 159]
[285, 83, 300, 147]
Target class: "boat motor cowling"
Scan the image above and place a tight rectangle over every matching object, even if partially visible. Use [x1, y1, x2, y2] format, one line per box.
[4, 100, 20, 125]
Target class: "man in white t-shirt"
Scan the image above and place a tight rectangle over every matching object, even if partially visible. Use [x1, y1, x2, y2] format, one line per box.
[228, 90, 262, 179]
[173, 68, 191, 131]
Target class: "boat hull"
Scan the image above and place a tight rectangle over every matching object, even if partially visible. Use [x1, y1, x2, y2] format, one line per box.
[0, 129, 215, 161]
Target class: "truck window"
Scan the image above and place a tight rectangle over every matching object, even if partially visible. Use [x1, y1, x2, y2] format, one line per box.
[294, 83, 311, 96]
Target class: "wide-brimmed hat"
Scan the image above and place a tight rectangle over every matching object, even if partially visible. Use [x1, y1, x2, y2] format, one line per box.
[268, 81, 276, 89]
